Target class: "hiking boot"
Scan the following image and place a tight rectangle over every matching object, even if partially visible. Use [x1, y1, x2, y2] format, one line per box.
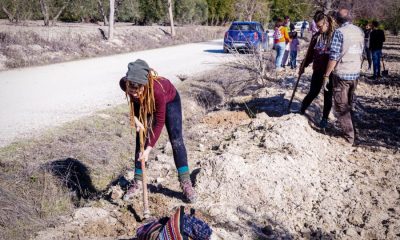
[123, 179, 142, 201]
[180, 179, 197, 203]
[319, 118, 328, 129]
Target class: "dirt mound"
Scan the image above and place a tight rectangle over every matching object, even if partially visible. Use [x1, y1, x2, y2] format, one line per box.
[194, 112, 399, 239]
[202, 110, 250, 126]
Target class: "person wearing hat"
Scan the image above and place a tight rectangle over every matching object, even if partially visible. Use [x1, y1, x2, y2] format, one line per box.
[119, 59, 196, 203]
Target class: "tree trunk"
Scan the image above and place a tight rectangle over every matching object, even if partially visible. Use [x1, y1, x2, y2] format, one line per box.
[325, 0, 332, 13]
[108, 0, 115, 40]
[52, 1, 71, 25]
[97, 0, 108, 26]
[1, 6, 14, 22]
[167, 0, 175, 37]
[39, 0, 50, 26]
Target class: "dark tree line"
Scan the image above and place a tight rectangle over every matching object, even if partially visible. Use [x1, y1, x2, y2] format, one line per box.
[0, 0, 399, 33]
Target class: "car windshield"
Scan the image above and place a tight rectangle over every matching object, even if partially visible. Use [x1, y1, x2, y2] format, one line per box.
[229, 24, 256, 31]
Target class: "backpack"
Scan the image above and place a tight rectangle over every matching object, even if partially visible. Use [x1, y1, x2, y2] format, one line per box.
[137, 206, 212, 240]
[273, 27, 283, 40]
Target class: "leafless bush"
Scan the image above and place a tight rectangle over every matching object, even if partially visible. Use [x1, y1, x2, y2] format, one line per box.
[225, 49, 275, 87]
[189, 81, 225, 110]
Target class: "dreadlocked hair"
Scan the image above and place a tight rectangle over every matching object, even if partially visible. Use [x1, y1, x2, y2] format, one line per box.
[126, 69, 161, 150]
[314, 10, 337, 47]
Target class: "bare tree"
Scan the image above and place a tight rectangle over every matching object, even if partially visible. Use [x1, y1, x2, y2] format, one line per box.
[39, 0, 50, 26]
[235, 0, 270, 22]
[39, 0, 72, 26]
[1, 4, 15, 22]
[167, 0, 176, 37]
[108, 0, 115, 40]
[52, 1, 71, 24]
[313, 0, 341, 13]
[97, 0, 109, 26]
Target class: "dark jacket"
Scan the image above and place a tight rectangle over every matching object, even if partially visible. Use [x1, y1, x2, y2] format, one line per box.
[302, 33, 330, 72]
[369, 29, 385, 51]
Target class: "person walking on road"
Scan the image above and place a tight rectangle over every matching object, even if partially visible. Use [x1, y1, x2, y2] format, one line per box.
[369, 20, 386, 79]
[120, 59, 196, 203]
[299, 11, 337, 129]
[323, 4, 364, 145]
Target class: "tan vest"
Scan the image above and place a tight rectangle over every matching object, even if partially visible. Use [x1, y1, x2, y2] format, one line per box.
[334, 23, 364, 76]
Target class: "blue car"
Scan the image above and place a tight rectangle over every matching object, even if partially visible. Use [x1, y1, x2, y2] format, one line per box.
[223, 21, 268, 53]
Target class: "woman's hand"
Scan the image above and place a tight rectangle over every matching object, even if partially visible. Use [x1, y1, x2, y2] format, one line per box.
[139, 146, 153, 162]
[134, 116, 144, 132]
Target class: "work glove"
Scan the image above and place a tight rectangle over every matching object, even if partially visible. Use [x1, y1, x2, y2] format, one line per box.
[139, 146, 152, 162]
[134, 116, 144, 132]
[323, 75, 329, 91]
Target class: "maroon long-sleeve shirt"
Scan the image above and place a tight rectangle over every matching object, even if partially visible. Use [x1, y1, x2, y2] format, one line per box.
[145, 77, 177, 147]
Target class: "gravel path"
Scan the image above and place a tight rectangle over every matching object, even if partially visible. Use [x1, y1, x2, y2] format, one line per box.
[0, 39, 232, 147]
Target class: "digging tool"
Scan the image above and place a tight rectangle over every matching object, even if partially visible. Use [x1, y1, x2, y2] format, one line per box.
[139, 129, 150, 219]
[288, 73, 303, 112]
[381, 55, 388, 77]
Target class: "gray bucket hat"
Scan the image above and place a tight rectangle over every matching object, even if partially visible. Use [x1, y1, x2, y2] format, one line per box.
[119, 59, 150, 91]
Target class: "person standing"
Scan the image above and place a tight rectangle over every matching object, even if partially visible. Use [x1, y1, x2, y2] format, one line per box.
[363, 22, 372, 71]
[273, 18, 290, 71]
[281, 16, 291, 68]
[369, 20, 386, 79]
[323, 4, 364, 144]
[301, 20, 307, 38]
[299, 11, 337, 128]
[289, 31, 300, 69]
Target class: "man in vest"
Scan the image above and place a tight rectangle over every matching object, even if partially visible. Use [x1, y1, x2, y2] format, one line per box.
[323, 4, 364, 145]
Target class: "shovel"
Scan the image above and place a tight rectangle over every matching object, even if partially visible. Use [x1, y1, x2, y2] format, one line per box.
[381, 55, 388, 77]
[139, 129, 150, 220]
[288, 72, 303, 112]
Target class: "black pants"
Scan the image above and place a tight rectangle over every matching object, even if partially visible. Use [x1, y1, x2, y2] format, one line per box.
[134, 92, 188, 172]
[301, 71, 333, 119]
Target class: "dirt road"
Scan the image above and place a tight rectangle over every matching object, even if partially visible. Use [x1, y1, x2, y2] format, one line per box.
[0, 40, 232, 147]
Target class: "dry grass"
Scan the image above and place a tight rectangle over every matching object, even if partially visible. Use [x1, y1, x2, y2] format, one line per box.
[0, 21, 225, 70]
[0, 104, 136, 239]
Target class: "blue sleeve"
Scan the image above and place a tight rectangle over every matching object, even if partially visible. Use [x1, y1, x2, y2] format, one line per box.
[329, 30, 343, 61]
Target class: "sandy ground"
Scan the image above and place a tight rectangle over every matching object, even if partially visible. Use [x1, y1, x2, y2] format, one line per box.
[30, 34, 399, 239]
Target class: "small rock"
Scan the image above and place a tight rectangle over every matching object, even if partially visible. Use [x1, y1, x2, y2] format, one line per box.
[349, 213, 364, 226]
[345, 228, 359, 237]
[237, 206, 256, 215]
[211, 145, 219, 151]
[119, 120, 125, 125]
[110, 185, 124, 200]
[198, 143, 205, 152]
